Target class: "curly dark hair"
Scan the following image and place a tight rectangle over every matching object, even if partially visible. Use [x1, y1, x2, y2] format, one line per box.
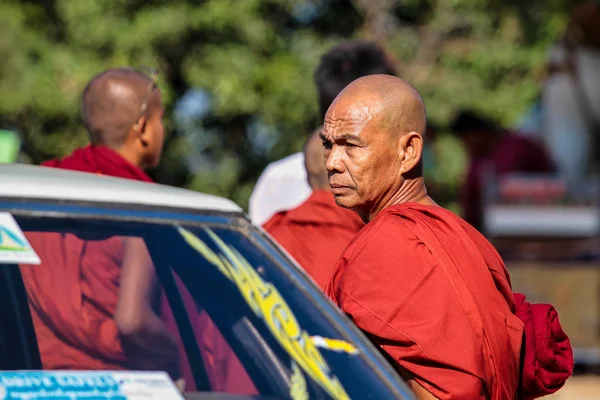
[314, 41, 398, 119]
[450, 110, 499, 136]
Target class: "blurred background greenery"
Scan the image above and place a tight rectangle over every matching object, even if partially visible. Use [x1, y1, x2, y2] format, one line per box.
[0, 0, 573, 211]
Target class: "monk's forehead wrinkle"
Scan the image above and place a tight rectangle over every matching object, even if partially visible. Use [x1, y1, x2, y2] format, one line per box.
[325, 104, 372, 130]
[323, 119, 366, 141]
[325, 115, 365, 128]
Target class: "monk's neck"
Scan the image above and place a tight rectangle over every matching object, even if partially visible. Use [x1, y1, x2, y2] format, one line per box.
[113, 145, 146, 170]
[366, 178, 435, 222]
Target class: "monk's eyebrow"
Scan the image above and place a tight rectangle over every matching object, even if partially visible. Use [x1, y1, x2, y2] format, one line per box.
[337, 133, 365, 145]
[320, 131, 365, 145]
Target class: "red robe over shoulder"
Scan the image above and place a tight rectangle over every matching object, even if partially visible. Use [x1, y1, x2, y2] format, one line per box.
[21, 145, 153, 370]
[267, 194, 572, 398]
[326, 203, 524, 400]
[263, 190, 364, 289]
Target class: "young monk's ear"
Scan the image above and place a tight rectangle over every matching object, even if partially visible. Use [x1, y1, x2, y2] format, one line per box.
[399, 131, 423, 175]
[134, 116, 149, 146]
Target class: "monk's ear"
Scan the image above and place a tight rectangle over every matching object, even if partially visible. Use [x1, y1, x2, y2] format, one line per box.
[398, 131, 423, 175]
[134, 116, 149, 145]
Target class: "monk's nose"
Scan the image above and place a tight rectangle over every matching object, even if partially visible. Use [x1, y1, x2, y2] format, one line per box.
[325, 146, 345, 173]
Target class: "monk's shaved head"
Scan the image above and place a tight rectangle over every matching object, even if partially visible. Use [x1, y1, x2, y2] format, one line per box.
[322, 75, 432, 221]
[82, 68, 155, 148]
[304, 126, 329, 190]
[331, 74, 427, 139]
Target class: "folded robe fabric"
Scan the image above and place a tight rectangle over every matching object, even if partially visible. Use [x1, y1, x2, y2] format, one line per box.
[514, 293, 574, 399]
[326, 203, 524, 399]
[42, 144, 153, 182]
[263, 190, 364, 289]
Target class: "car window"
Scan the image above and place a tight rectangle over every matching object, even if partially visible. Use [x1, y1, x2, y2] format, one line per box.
[159, 267, 260, 395]
[0, 262, 41, 370]
[2, 212, 407, 400]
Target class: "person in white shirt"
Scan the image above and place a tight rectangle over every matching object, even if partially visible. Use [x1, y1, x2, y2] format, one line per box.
[250, 152, 311, 226]
[249, 40, 398, 225]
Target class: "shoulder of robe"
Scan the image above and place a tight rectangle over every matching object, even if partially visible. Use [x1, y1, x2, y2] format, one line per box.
[262, 211, 290, 235]
[340, 211, 418, 265]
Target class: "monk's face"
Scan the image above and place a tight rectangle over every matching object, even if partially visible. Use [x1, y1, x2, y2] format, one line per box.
[141, 90, 165, 168]
[321, 96, 405, 216]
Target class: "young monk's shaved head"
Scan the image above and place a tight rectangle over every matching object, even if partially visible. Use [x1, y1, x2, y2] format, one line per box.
[303, 126, 329, 190]
[82, 68, 155, 149]
[322, 74, 434, 221]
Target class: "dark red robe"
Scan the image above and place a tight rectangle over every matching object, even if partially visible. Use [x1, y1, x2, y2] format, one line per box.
[263, 190, 364, 289]
[160, 275, 257, 394]
[267, 194, 572, 398]
[24, 145, 259, 393]
[21, 145, 153, 370]
[326, 203, 524, 399]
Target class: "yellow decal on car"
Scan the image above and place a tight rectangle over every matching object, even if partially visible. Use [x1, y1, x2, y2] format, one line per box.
[178, 226, 350, 400]
[290, 362, 308, 400]
[310, 336, 359, 355]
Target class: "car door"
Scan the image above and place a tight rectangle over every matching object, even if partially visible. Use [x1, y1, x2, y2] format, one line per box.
[0, 204, 413, 399]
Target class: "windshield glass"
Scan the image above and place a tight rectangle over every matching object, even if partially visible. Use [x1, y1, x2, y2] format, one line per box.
[5, 207, 408, 400]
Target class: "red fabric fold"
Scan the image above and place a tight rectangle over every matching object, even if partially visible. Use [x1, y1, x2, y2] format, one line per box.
[514, 293, 574, 399]
[263, 190, 364, 289]
[160, 275, 257, 394]
[326, 202, 524, 399]
[41, 144, 153, 182]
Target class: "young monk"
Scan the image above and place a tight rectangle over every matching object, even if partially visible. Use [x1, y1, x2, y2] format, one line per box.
[321, 75, 543, 399]
[263, 127, 363, 288]
[21, 68, 179, 377]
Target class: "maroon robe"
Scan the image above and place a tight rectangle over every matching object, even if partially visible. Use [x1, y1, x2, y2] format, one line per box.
[263, 190, 364, 289]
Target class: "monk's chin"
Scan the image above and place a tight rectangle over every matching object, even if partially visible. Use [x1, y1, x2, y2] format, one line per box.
[333, 195, 354, 209]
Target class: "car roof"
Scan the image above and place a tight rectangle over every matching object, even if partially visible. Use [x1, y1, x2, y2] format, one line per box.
[0, 164, 243, 213]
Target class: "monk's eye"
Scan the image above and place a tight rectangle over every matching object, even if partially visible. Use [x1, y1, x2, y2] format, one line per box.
[322, 140, 332, 150]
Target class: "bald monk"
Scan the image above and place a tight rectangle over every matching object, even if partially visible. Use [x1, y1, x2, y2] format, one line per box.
[321, 75, 524, 399]
[270, 118, 570, 398]
[21, 68, 179, 377]
[263, 128, 364, 289]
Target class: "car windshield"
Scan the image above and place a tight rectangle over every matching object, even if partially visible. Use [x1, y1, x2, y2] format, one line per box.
[2, 202, 411, 400]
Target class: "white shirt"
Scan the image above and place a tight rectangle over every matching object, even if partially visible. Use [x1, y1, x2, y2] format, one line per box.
[249, 152, 312, 226]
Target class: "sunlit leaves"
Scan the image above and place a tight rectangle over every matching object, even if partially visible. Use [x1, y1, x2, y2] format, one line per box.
[0, 0, 570, 210]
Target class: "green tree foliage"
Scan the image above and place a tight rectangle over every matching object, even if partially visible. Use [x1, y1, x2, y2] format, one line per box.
[0, 0, 573, 211]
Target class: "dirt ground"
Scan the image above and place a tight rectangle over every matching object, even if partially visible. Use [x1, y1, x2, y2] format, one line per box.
[546, 375, 600, 399]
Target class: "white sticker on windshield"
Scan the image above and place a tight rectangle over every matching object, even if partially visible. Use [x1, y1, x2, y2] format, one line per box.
[0, 370, 184, 399]
[0, 212, 40, 265]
